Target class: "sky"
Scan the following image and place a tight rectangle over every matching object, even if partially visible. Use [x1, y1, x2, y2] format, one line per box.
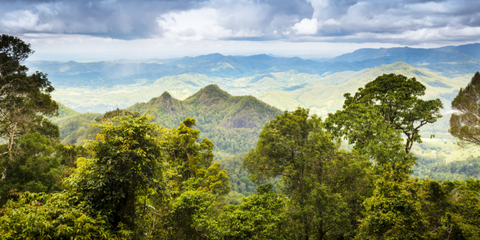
[1, 0, 480, 61]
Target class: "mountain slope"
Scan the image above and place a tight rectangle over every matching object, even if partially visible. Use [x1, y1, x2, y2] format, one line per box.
[57, 85, 282, 158]
[127, 84, 282, 157]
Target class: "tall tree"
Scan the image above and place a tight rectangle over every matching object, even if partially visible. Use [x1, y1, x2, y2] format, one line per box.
[243, 108, 372, 239]
[160, 118, 215, 193]
[326, 74, 444, 239]
[65, 115, 165, 237]
[449, 72, 480, 147]
[0, 34, 58, 176]
[327, 73, 443, 156]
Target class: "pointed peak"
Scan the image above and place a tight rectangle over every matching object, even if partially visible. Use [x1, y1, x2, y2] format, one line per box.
[194, 84, 230, 98]
[148, 91, 175, 105]
[160, 91, 172, 99]
[185, 84, 231, 106]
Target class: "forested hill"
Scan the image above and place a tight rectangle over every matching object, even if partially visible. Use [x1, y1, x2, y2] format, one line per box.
[128, 84, 282, 157]
[55, 84, 282, 158]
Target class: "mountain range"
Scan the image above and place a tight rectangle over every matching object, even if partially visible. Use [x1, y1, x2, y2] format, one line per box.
[53, 85, 282, 158]
[26, 43, 479, 114]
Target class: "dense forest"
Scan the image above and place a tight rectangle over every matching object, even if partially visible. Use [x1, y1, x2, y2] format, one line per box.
[1, 34, 480, 239]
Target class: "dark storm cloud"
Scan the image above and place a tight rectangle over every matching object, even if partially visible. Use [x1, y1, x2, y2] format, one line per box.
[1, 0, 480, 44]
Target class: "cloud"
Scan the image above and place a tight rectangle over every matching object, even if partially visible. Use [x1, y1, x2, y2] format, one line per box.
[0, 0, 209, 39]
[292, 18, 318, 35]
[157, 7, 265, 40]
[1, 0, 480, 45]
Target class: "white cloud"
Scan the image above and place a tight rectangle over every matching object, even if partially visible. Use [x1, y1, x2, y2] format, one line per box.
[156, 7, 264, 41]
[292, 18, 319, 35]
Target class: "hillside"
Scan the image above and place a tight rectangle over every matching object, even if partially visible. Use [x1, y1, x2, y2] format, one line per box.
[127, 84, 282, 157]
[57, 85, 282, 158]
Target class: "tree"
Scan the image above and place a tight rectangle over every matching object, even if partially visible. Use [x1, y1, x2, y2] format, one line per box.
[216, 184, 287, 240]
[0, 132, 64, 207]
[160, 118, 215, 194]
[0, 34, 58, 178]
[166, 190, 218, 239]
[0, 192, 112, 240]
[356, 168, 428, 239]
[243, 108, 372, 239]
[65, 115, 165, 237]
[327, 73, 443, 155]
[449, 72, 480, 147]
[326, 74, 444, 239]
[160, 118, 231, 239]
[419, 179, 480, 239]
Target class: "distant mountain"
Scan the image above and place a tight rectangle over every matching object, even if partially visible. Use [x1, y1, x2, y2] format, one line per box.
[27, 42, 480, 114]
[56, 85, 282, 158]
[26, 54, 325, 88]
[27, 43, 480, 90]
[330, 44, 480, 77]
[330, 44, 480, 63]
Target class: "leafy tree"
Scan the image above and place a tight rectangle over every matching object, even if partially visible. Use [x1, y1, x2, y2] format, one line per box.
[166, 190, 218, 240]
[243, 108, 372, 239]
[326, 74, 445, 239]
[449, 72, 480, 147]
[419, 179, 480, 239]
[0, 132, 64, 206]
[160, 118, 215, 193]
[159, 118, 231, 239]
[183, 162, 231, 197]
[65, 115, 165, 236]
[216, 184, 287, 240]
[0, 34, 58, 167]
[327, 73, 443, 155]
[0, 192, 112, 240]
[356, 168, 428, 239]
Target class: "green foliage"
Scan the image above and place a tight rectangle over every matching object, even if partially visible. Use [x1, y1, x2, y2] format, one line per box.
[420, 179, 480, 239]
[356, 169, 428, 239]
[0, 133, 64, 207]
[2, 39, 480, 240]
[65, 115, 165, 233]
[244, 108, 373, 239]
[0, 192, 112, 240]
[216, 184, 287, 239]
[53, 112, 102, 145]
[327, 73, 443, 155]
[217, 152, 256, 197]
[449, 72, 480, 147]
[161, 118, 216, 191]
[183, 162, 231, 197]
[0, 34, 59, 178]
[165, 190, 218, 239]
